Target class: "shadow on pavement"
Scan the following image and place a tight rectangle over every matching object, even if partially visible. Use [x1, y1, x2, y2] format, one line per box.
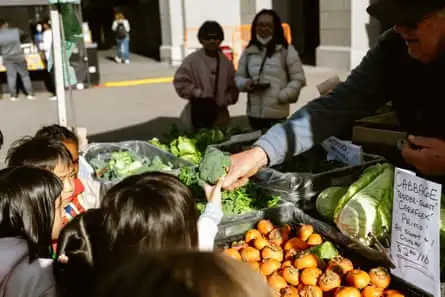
[88, 116, 250, 143]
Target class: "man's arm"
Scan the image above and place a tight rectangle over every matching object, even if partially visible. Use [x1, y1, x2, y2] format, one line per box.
[256, 39, 391, 166]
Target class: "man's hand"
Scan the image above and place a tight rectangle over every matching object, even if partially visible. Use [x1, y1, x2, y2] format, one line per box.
[402, 135, 445, 175]
[222, 147, 269, 190]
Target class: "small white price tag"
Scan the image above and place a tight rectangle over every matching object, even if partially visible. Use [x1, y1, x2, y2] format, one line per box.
[391, 168, 441, 297]
[322, 136, 363, 166]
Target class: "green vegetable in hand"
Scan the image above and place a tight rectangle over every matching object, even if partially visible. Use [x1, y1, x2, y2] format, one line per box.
[198, 148, 231, 185]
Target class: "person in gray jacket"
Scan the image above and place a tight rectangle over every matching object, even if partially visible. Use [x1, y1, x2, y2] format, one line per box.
[236, 9, 306, 131]
[0, 20, 35, 101]
[223, 0, 445, 190]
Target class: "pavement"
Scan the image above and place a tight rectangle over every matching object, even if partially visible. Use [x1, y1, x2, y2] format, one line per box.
[0, 50, 350, 163]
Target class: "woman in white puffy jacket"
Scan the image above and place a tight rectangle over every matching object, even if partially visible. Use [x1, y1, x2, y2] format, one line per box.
[236, 9, 306, 131]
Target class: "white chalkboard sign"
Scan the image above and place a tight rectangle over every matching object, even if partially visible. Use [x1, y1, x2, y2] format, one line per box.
[391, 168, 441, 297]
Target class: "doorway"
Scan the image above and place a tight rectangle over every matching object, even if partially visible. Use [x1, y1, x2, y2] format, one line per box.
[272, 0, 319, 65]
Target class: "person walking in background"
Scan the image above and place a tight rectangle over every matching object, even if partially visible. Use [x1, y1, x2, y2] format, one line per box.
[40, 20, 57, 100]
[174, 21, 239, 131]
[111, 12, 130, 64]
[0, 20, 35, 101]
[235, 9, 306, 132]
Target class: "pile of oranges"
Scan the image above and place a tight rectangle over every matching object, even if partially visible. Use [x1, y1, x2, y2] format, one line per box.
[223, 219, 404, 297]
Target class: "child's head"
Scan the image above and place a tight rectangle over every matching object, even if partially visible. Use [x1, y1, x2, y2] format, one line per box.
[54, 209, 105, 297]
[198, 21, 224, 52]
[0, 166, 64, 258]
[102, 172, 199, 255]
[6, 136, 75, 207]
[35, 125, 80, 175]
[94, 250, 273, 297]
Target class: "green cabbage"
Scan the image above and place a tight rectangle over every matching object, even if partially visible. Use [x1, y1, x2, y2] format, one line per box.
[316, 186, 347, 221]
[336, 165, 394, 245]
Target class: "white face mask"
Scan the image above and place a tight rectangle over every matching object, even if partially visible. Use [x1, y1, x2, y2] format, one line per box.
[256, 35, 272, 45]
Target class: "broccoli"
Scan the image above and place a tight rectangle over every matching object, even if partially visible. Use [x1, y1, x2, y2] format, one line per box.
[198, 148, 231, 185]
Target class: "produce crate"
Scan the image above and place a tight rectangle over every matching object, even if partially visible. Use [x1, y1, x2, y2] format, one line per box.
[82, 140, 194, 195]
[215, 204, 428, 297]
[213, 134, 385, 208]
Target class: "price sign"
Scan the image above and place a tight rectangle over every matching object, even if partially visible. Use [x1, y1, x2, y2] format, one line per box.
[391, 168, 441, 297]
[322, 136, 363, 166]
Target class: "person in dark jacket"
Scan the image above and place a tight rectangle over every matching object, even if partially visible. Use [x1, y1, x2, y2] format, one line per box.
[0, 20, 35, 101]
[222, 0, 445, 190]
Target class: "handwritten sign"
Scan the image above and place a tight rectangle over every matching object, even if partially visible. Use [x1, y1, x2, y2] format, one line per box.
[322, 136, 363, 166]
[391, 168, 441, 297]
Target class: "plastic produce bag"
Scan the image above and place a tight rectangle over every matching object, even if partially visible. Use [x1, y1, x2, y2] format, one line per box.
[83, 140, 193, 193]
[214, 133, 385, 207]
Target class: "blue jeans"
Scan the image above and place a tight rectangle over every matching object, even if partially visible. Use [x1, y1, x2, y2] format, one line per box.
[5, 60, 33, 97]
[116, 37, 129, 61]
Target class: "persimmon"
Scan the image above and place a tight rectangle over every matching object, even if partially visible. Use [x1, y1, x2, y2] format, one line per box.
[294, 253, 318, 270]
[282, 266, 300, 286]
[318, 270, 341, 292]
[253, 237, 270, 250]
[284, 237, 309, 251]
[262, 246, 284, 262]
[245, 229, 262, 243]
[285, 248, 298, 261]
[384, 289, 404, 297]
[260, 259, 281, 276]
[281, 224, 292, 242]
[306, 233, 323, 246]
[282, 260, 293, 269]
[334, 286, 361, 297]
[299, 285, 323, 297]
[298, 224, 314, 242]
[282, 286, 299, 297]
[224, 248, 241, 261]
[369, 267, 391, 289]
[300, 267, 322, 286]
[257, 219, 274, 235]
[269, 228, 284, 246]
[240, 247, 260, 262]
[326, 256, 354, 276]
[361, 286, 384, 297]
[268, 273, 287, 292]
[345, 269, 370, 289]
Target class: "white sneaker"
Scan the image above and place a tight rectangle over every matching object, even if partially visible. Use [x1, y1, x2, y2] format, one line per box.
[27, 95, 36, 100]
[124, 60, 130, 64]
[9, 96, 18, 102]
[114, 57, 122, 63]
[49, 96, 57, 101]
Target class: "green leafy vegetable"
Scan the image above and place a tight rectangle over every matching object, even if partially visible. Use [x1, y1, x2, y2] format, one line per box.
[336, 165, 394, 245]
[198, 148, 231, 185]
[309, 241, 339, 260]
[89, 151, 174, 182]
[316, 186, 347, 221]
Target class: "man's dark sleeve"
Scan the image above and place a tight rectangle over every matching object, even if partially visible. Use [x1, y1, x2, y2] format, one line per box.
[256, 37, 391, 166]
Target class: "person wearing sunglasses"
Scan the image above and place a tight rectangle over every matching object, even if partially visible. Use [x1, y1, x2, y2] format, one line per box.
[174, 21, 239, 131]
[222, 0, 445, 190]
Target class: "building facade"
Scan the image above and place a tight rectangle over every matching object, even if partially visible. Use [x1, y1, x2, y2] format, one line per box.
[159, 0, 381, 70]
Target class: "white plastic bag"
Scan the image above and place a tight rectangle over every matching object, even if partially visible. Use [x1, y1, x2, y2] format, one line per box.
[179, 102, 193, 131]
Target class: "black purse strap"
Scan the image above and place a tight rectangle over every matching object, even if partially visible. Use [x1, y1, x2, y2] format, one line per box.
[245, 52, 268, 84]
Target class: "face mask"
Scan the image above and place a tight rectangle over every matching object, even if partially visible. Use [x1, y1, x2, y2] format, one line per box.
[257, 35, 272, 45]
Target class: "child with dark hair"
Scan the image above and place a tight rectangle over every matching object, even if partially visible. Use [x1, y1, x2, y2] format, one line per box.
[54, 172, 223, 297]
[35, 125, 101, 216]
[0, 166, 64, 297]
[94, 251, 273, 297]
[174, 20, 238, 130]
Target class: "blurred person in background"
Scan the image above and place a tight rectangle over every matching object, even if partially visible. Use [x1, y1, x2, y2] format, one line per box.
[0, 20, 35, 101]
[111, 12, 130, 64]
[235, 9, 306, 132]
[174, 21, 238, 131]
[40, 20, 57, 101]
